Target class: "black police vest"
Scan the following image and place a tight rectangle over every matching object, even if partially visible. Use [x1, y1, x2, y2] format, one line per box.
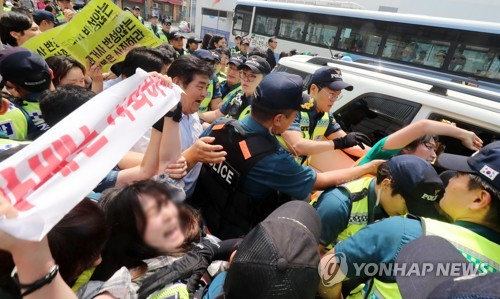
[190, 119, 289, 240]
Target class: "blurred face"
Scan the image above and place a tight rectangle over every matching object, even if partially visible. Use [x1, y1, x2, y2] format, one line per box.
[226, 63, 240, 86]
[56, 0, 72, 10]
[179, 74, 209, 114]
[408, 139, 437, 163]
[170, 38, 184, 50]
[240, 43, 249, 53]
[312, 85, 341, 113]
[439, 173, 475, 221]
[235, 38, 241, 47]
[141, 194, 184, 253]
[133, 8, 140, 16]
[60, 67, 85, 87]
[239, 68, 263, 96]
[378, 181, 408, 216]
[150, 17, 158, 26]
[269, 39, 277, 50]
[16, 22, 41, 45]
[162, 23, 171, 32]
[188, 42, 198, 51]
[216, 38, 227, 48]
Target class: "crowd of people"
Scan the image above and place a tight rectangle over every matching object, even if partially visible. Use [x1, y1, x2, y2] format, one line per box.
[0, 2, 499, 299]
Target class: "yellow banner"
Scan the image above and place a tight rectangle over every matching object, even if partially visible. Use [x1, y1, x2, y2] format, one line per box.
[22, 0, 162, 71]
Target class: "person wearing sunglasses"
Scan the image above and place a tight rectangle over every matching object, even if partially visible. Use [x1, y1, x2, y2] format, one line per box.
[278, 66, 371, 166]
[216, 55, 271, 121]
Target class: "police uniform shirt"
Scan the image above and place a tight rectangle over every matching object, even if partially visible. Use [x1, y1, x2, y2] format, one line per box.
[219, 81, 241, 99]
[212, 74, 223, 99]
[201, 116, 317, 200]
[357, 136, 403, 166]
[315, 179, 387, 246]
[288, 109, 342, 138]
[334, 217, 500, 283]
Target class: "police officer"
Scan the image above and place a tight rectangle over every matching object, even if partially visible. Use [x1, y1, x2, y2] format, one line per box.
[218, 55, 271, 120]
[190, 72, 383, 240]
[132, 6, 144, 24]
[192, 50, 222, 113]
[279, 66, 370, 166]
[318, 142, 500, 299]
[198, 54, 246, 123]
[0, 48, 50, 140]
[186, 37, 202, 54]
[148, 15, 160, 38]
[230, 35, 241, 55]
[214, 47, 230, 79]
[238, 38, 250, 57]
[168, 31, 189, 58]
[158, 19, 171, 43]
[315, 155, 444, 253]
[54, 0, 74, 24]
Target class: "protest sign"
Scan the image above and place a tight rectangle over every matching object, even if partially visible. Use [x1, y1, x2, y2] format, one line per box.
[22, 0, 163, 71]
[0, 69, 182, 241]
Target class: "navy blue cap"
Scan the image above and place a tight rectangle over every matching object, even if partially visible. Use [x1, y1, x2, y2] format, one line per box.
[210, 50, 221, 62]
[239, 55, 271, 75]
[133, 5, 141, 10]
[192, 49, 215, 63]
[311, 66, 353, 91]
[241, 38, 250, 45]
[187, 37, 202, 44]
[388, 155, 444, 219]
[253, 72, 314, 112]
[0, 48, 50, 89]
[228, 53, 246, 67]
[437, 141, 500, 190]
[168, 31, 185, 40]
[162, 19, 172, 25]
[33, 10, 56, 25]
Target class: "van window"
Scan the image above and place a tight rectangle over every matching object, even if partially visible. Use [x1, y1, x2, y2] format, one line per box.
[428, 114, 500, 157]
[334, 94, 421, 144]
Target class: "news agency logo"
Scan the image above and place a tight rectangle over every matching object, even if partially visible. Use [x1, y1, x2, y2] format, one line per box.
[318, 253, 490, 286]
[318, 252, 348, 287]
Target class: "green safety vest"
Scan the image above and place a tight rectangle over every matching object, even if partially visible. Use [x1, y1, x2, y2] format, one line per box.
[198, 79, 215, 113]
[225, 91, 251, 120]
[367, 217, 500, 299]
[230, 46, 240, 56]
[221, 84, 242, 104]
[0, 138, 30, 152]
[159, 30, 169, 43]
[277, 110, 329, 165]
[0, 101, 28, 140]
[22, 101, 49, 134]
[137, 15, 144, 24]
[217, 72, 227, 82]
[4, 6, 12, 11]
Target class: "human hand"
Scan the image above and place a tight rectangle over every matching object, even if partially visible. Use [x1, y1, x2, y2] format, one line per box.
[149, 72, 173, 89]
[0, 194, 19, 252]
[333, 132, 371, 150]
[363, 159, 385, 175]
[86, 59, 103, 83]
[461, 131, 483, 151]
[63, 9, 74, 21]
[165, 156, 188, 179]
[190, 136, 226, 164]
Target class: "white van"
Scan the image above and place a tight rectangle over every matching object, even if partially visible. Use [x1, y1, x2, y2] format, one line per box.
[275, 55, 500, 169]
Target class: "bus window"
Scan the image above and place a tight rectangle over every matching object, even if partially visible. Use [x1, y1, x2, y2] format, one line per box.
[253, 8, 278, 36]
[307, 23, 338, 47]
[233, 5, 253, 36]
[338, 21, 382, 55]
[382, 24, 453, 68]
[279, 18, 306, 42]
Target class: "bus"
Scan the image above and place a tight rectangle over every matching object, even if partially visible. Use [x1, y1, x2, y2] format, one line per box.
[232, 0, 500, 91]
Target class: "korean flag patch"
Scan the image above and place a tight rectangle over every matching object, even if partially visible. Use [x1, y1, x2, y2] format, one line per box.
[480, 165, 499, 181]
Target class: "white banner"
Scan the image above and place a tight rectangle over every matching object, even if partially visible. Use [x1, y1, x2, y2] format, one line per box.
[0, 69, 182, 241]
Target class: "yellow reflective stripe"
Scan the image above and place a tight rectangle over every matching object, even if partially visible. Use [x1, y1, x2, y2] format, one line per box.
[198, 81, 214, 113]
